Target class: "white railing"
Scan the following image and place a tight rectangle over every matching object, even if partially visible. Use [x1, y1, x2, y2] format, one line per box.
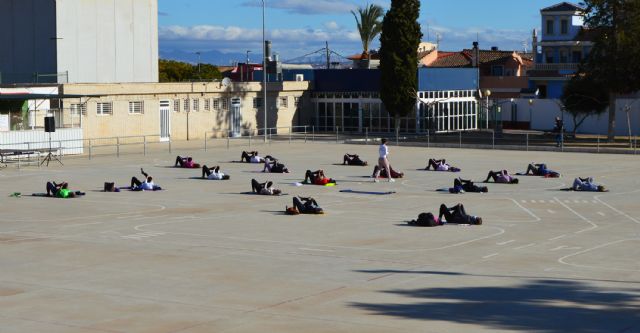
[533, 63, 579, 71]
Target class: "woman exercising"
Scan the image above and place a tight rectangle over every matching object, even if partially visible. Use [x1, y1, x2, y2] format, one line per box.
[291, 196, 324, 214]
[425, 159, 460, 172]
[438, 203, 482, 225]
[343, 154, 368, 166]
[572, 177, 606, 192]
[263, 156, 289, 173]
[525, 163, 560, 177]
[484, 170, 519, 184]
[202, 165, 230, 180]
[371, 165, 404, 179]
[174, 156, 200, 168]
[251, 179, 282, 195]
[304, 170, 336, 185]
[450, 178, 488, 193]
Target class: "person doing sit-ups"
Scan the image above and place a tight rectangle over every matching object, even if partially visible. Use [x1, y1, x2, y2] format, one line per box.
[251, 179, 282, 195]
[525, 163, 560, 177]
[450, 178, 488, 193]
[263, 156, 289, 173]
[572, 177, 606, 192]
[371, 165, 404, 178]
[131, 168, 159, 191]
[291, 196, 324, 214]
[484, 170, 519, 184]
[343, 154, 368, 166]
[438, 203, 482, 225]
[45, 181, 83, 198]
[304, 169, 336, 185]
[202, 165, 230, 180]
[174, 156, 200, 168]
[241, 151, 268, 163]
[425, 159, 460, 172]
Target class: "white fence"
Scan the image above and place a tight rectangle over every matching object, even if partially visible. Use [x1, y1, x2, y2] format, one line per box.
[0, 128, 83, 154]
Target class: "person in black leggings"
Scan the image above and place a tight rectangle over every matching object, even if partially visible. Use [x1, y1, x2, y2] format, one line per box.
[292, 196, 322, 214]
[451, 178, 488, 193]
[343, 154, 367, 166]
[438, 203, 482, 225]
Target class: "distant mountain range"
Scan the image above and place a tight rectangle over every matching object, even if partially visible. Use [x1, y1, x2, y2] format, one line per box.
[160, 49, 260, 66]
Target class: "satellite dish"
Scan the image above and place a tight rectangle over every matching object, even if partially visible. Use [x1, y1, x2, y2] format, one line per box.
[221, 77, 231, 87]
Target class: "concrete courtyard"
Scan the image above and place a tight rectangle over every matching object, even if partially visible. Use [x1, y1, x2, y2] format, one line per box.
[1, 142, 639, 333]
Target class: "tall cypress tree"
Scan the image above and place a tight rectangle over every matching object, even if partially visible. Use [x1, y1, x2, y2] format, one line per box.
[379, 0, 422, 133]
[581, 0, 640, 141]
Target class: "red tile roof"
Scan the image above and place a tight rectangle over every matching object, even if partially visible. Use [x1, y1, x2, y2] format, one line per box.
[428, 50, 532, 68]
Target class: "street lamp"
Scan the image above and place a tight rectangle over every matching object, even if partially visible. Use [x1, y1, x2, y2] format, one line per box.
[195, 52, 202, 79]
[262, 0, 268, 142]
[528, 99, 534, 130]
[484, 89, 491, 129]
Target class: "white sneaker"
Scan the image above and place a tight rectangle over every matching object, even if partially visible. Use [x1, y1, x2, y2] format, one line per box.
[373, 178, 379, 183]
[388, 178, 395, 183]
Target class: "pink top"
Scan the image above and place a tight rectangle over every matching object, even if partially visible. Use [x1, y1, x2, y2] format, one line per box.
[496, 170, 511, 183]
[184, 160, 195, 168]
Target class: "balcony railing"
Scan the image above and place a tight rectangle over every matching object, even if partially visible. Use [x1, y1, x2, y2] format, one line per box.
[533, 63, 579, 71]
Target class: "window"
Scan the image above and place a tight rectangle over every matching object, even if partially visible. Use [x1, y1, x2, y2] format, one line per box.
[561, 19, 568, 34]
[204, 99, 210, 111]
[128, 101, 144, 114]
[213, 99, 221, 110]
[183, 99, 190, 112]
[546, 20, 554, 34]
[491, 65, 504, 76]
[253, 97, 263, 109]
[192, 99, 199, 112]
[546, 52, 554, 64]
[70, 103, 86, 116]
[279, 96, 288, 108]
[221, 98, 229, 110]
[559, 50, 568, 63]
[96, 102, 113, 115]
[173, 100, 180, 112]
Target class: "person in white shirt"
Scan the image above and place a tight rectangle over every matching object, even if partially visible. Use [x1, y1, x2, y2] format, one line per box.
[372, 138, 394, 182]
[202, 165, 230, 180]
[241, 151, 268, 163]
[251, 179, 282, 195]
[131, 168, 157, 190]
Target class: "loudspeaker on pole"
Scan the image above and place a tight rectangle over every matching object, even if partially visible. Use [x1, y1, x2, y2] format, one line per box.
[44, 116, 55, 133]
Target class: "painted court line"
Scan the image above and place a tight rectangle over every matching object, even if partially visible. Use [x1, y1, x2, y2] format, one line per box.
[497, 240, 516, 246]
[298, 248, 335, 253]
[482, 253, 499, 259]
[554, 197, 598, 233]
[597, 212, 605, 216]
[549, 235, 566, 241]
[547, 209, 556, 214]
[514, 243, 536, 250]
[550, 245, 582, 251]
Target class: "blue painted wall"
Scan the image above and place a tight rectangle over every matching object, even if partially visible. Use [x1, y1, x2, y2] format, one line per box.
[418, 68, 479, 91]
[547, 81, 566, 99]
[313, 69, 381, 92]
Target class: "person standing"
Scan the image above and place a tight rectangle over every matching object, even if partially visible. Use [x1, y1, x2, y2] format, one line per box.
[554, 116, 564, 147]
[373, 138, 394, 182]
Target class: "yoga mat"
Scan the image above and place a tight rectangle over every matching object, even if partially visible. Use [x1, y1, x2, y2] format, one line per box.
[340, 189, 396, 195]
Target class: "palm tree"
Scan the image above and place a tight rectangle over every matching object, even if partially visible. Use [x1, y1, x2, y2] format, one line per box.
[351, 4, 384, 68]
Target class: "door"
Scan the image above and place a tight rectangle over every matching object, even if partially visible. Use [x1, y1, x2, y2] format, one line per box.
[159, 100, 171, 142]
[229, 97, 242, 137]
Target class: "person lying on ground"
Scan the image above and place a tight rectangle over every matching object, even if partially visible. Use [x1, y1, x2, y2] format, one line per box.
[45, 181, 85, 198]
[449, 178, 488, 193]
[241, 151, 270, 163]
[408, 212, 443, 227]
[372, 165, 404, 179]
[131, 168, 162, 191]
[202, 165, 230, 180]
[438, 203, 482, 225]
[263, 156, 289, 173]
[289, 196, 324, 214]
[251, 179, 282, 195]
[174, 156, 201, 169]
[343, 154, 368, 166]
[572, 177, 606, 192]
[425, 158, 460, 172]
[484, 170, 519, 184]
[525, 163, 560, 177]
[303, 169, 336, 185]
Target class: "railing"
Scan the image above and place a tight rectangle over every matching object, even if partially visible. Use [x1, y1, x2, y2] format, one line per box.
[204, 126, 311, 151]
[533, 63, 579, 71]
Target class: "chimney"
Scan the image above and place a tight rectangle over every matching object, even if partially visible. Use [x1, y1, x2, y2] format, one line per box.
[472, 42, 479, 67]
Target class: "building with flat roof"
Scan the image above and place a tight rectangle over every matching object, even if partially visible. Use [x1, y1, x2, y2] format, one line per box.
[0, 0, 159, 84]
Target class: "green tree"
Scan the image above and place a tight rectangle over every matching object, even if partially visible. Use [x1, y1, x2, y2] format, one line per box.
[379, 0, 422, 134]
[561, 74, 609, 137]
[581, 0, 640, 141]
[351, 3, 384, 68]
[159, 59, 222, 82]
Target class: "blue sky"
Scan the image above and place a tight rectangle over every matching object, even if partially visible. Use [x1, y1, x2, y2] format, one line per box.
[159, 0, 571, 62]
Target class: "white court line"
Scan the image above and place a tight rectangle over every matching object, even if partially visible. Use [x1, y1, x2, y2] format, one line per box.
[539, 200, 546, 203]
[298, 248, 335, 253]
[497, 240, 515, 245]
[61, 221, 104, 228]
[553, 197, 598, 234]
[558, 238, 640, 272]
[594, 192, 640, 225]
[482, 253, 499, 259]
[547, 209, 556, 214]
[514, 243, 536, 250]
[508, 198, 541, 222]
[597, 212, 605, 217]
[531, 200, 537, 203]
[549, 235, 566, 241]
[550, 245, 581, 251]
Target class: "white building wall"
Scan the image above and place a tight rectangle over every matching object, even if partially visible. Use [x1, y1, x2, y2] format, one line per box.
[509, 98, 640, 136]
[55, 0, 158, 83]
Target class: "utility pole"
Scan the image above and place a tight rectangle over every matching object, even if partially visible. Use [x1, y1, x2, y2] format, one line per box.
[326, 41, 330, 69]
